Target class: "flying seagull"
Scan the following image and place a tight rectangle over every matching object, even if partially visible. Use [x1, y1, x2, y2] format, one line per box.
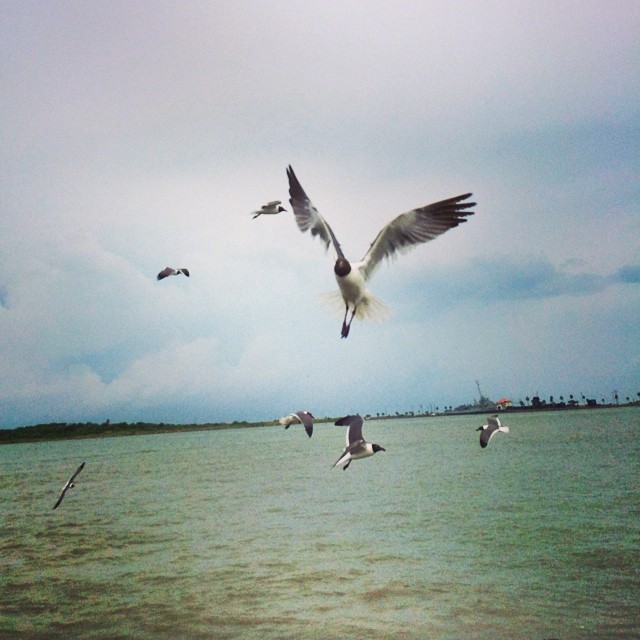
[287, 165, 475, 338]
[332, 414, 385, 470]
[251, 200, 286, 219]
[476, 415, 510, 448]
[53, 461, 85, 510]
[157, 267, 190, 281]
[279, 410, 314, 437]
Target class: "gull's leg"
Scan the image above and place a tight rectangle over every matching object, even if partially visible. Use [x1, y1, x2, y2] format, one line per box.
[341, 306, 357, 339]
[341, 304, 350, 338]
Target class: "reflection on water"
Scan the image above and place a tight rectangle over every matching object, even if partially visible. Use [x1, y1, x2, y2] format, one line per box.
[1, 408, 639, 639]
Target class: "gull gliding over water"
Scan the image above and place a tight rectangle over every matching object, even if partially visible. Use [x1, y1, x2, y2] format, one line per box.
[332, 414, 385, 470]
[279, 410, 315, 438]
[251, 200, 286, 219]
[157, 267, 190, 281]
[287, 165, 475, 338]
[477, 415, 510, 448]
[53, 462, 85, 510]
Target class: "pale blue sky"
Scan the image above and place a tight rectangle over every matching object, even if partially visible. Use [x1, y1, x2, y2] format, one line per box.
[1, 1, 638, 427]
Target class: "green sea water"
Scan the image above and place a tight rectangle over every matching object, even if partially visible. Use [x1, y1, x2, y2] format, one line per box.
[1, 408, 638, 639]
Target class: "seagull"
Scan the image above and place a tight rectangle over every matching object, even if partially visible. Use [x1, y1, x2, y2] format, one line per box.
[287, 165, 475, 338]
[251, 200, 286, 219]
[157, 267, 190, 281]
[332, 414, 385, 470]
[279, 410, 314, 437]
[476, 415, 510, 448]
[53, 461, 85, 510]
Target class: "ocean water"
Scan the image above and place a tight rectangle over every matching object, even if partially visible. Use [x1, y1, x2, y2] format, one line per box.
[1, 408, 638, 639]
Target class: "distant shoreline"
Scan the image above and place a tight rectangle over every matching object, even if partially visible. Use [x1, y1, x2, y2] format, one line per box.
[1, 403, 638, 446]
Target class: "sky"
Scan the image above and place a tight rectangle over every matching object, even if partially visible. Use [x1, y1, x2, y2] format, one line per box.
[1, 0, 639, 428]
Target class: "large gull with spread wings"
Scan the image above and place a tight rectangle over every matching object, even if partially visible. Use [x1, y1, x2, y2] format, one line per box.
[286, 165, 475, 338]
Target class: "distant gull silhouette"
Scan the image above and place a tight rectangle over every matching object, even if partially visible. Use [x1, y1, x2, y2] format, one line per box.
[287, 165, 475, 338]
[53, 461, 85, 510]
[157, 267, 190, 281]
[477, 415, 510, 448]
[332, 414, 385, 470]
[279, 410, 314, 437]
[251, 200, 286, 219]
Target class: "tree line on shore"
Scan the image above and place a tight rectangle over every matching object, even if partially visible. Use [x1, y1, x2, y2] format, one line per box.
[2, 395, 638, 445]
[0, 419, 266, 445]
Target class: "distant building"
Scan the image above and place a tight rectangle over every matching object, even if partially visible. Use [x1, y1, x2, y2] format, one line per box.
[496, 398, 512, 410]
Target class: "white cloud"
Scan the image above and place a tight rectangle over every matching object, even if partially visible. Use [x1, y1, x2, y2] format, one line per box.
[0, 0, 638, 427]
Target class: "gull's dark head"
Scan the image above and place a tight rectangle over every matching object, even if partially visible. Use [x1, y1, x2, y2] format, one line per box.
[372, 444, 385, 453]
[334, 258, 351, 277]
[278, 205, 286, 213]
[476, 425, 484, 431]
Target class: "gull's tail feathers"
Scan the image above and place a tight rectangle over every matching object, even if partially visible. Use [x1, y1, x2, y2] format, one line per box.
[317, 290, 348, 319]
[354, 291, 391, 322]
[316, 290, 391, 323]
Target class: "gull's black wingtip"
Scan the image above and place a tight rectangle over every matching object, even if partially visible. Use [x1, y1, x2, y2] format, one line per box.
[452, 193, 476, 208]
[286, 165, 299, 186]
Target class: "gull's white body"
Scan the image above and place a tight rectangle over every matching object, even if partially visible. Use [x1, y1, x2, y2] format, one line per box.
[333, 441, 379, 468]
[336, 263, 367, 310]
[317, 264, 389, 326]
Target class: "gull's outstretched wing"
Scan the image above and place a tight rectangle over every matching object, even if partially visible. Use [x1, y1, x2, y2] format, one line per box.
[287, 165, 345, 260]
[157, 267, 175, 280]
[360, 193, 475, 280]
[68, 461, 85, 485]
[53, 491, 67, 510]
[480, 427, 498, 448]
[295, 411, 314, 438]
[335, 414, 364, 446]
